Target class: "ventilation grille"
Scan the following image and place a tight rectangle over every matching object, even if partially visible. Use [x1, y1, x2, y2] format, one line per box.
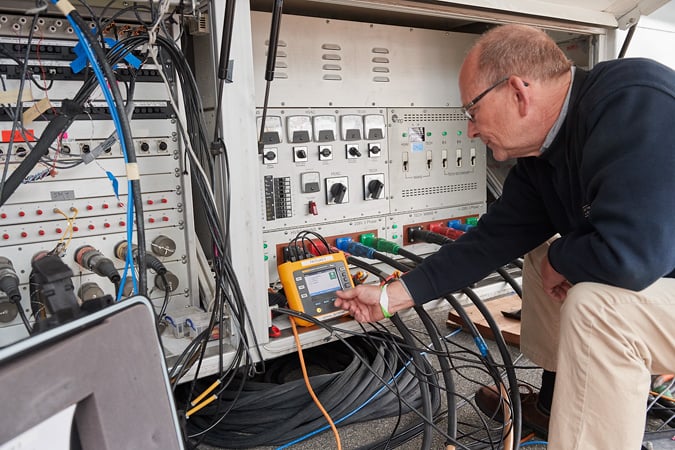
[371, 47, 390, 82]
[403, 112, 464, 122]
[321, 43, 342, 81]
[265, 40, 288, 79]
[401, 182, 478, 198]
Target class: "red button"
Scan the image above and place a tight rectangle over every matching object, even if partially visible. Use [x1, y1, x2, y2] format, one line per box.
[38, 230, 45, 236]
[102, 203, 109, 209]
[148, 218, 155, 223]
[162, 216, 169, 222]
[86, 205, 93, 211]
[161, 198, 168, 204]
[147, 199, 154, 205]
[18, 211, 25, 217]
[56, 228, 63, 233]
[36, 209, 43, 215]
[0, 213, 6, 219]
[88, 224, 95, 230]
[117, 202, 124, 208]
[21, 231, 27, 238]
[2, 234, 9, 240]
[104, 222, 110, 228]
[119, 221, 126, 227]
[73, 226, 79, 232]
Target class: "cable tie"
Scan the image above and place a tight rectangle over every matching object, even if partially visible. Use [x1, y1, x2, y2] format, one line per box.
[125, 162, 140, 181]
[54, 0, 75, 15]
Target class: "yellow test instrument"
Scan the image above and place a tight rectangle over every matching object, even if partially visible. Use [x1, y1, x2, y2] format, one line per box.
[278, 252, 353, 326]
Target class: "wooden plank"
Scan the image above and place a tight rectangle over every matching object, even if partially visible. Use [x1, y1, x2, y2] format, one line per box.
[446, 294, 522, 347]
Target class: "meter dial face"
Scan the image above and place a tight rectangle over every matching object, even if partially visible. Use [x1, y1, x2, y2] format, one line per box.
[340, 115, 363, 141]
[313, 115, 337, 142]
[256, 115, 283, 144]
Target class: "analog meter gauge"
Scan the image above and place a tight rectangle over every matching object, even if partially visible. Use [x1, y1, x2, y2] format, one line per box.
[287, 115, 312, 143]
[364, 114, 386, 140]
[257, 115, 283, 145]
[340, 115, 363, 141]
[313, 115, 337, 142]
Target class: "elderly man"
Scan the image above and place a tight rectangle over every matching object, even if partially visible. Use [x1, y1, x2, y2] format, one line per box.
[335, 24, 675, 450]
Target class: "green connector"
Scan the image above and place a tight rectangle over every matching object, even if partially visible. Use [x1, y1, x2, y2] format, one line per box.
[466, 216, 479, 226]
[374, 238, 400, 255]
[360, 233, 377, 246]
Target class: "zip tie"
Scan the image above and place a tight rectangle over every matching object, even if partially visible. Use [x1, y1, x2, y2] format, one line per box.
[126, 162, 140, 180]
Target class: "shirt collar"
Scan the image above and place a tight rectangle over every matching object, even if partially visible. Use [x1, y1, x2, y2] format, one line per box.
[540, 66, 576, 153]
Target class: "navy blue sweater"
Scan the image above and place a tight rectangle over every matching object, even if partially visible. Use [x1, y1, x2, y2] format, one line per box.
[403, 58, 675, 304]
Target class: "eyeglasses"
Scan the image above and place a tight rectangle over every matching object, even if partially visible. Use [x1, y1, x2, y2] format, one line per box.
[461, 76, 509, 122]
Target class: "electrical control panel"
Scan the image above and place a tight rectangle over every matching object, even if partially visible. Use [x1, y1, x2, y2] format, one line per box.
[0, 12, 200, 346]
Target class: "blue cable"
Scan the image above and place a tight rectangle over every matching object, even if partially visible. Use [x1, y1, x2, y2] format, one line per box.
[52, 1, 138, 297]
[521, 440, 548, 447]
[275, 360, 413, 450]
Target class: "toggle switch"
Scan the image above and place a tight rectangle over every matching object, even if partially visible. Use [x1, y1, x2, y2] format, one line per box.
[319, 145, 333, 161]
[294, 146, 308, 162]
[308, 200, 318, 215]
[346, 144, 361, 159]
[368, 143, 381, 158]
[263, 147, 278, 164]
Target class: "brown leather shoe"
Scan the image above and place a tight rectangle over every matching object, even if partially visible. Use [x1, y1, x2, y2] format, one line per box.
[474, 384, 550, 436]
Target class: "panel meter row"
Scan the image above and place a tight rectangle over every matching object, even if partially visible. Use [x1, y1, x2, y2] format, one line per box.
[257, 112, 386, 145]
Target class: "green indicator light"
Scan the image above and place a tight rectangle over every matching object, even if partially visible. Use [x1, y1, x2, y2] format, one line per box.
[426, 132, 432, 137]
[392, 224, 398, 229]
[264, 255, 269, 261]
[442, 131, 448, 136]
[392, 234, 398, 240]
[457, 130, 463, 136]
[402, 132, 408, 137]
[263, 243, 268, 249]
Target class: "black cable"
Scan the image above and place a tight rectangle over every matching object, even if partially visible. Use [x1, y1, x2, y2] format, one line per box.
[0, 12, 40, 205]
[367, 242, 522, 448]
[67, 9, 148, 296]
[495, 267, 522, 298]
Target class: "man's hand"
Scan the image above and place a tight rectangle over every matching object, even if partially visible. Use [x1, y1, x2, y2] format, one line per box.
[335, 280, 415, 322]
[541, 254, 572, 302]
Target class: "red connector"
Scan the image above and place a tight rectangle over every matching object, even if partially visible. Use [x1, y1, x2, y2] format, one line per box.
[429, 222, 465, 240]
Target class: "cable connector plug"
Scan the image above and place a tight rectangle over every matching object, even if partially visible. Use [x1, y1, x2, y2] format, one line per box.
[0, 257, 21, 302]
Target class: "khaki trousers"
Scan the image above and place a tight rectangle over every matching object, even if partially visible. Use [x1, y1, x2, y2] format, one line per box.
[519, 242, 675, 450]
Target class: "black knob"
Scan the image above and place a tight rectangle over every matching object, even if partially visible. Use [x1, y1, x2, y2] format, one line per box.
[140, 142, 150, 152]
[320, 147, 332, 157]
[368, 179, 384, 199]
[296, 149, 307, 159]
[158, 141, 168, 151]
[264, 150, 276, 161]
[370, 145, 381, 154]
[348, 147, 361, 157]
[330, 183, 347, 204]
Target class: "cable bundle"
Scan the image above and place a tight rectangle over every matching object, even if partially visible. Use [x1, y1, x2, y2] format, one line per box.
[183, 334, 440, 448]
